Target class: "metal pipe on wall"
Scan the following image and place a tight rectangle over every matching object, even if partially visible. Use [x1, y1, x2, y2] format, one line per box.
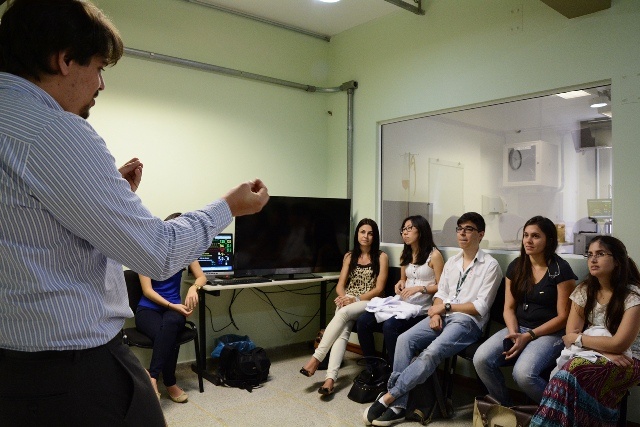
[123, 47, 357, 202]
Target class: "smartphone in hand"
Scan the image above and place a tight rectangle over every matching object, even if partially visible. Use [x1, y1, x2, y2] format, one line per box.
[503, 338, 513, 353]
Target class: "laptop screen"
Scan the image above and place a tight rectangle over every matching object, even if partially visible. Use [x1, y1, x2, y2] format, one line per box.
[197, 233, 233, 276]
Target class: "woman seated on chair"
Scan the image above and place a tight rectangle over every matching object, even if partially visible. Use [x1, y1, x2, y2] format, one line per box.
[473, 216, 577, 405]
[531, 236, 640, 427]
[135, 212, 206, 403]
[300, 218, 388, 396]
[356, 215, 443, 370]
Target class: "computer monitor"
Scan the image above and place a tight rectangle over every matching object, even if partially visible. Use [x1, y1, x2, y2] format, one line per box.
[197, 233, 233, 277]
[587, 199, 612, 220]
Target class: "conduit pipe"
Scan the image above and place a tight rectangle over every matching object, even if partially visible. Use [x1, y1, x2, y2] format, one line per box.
[123, 47, 358, 200]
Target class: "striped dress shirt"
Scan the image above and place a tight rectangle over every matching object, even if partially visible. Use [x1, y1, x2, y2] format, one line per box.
[0, 73, 232, 351]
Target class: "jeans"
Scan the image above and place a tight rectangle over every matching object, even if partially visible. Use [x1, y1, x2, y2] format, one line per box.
[356, 311, 426, 368]
[387, 314, 482, 409]
[313, 300, 368, 381]
[473, 326, 564, 405]
[135, 307, 186, 386]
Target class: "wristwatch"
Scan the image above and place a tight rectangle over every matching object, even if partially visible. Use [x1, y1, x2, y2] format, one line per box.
[421, 285, 428, 294]
[574, 334, 583, 348]
[444, 302, 452, 313]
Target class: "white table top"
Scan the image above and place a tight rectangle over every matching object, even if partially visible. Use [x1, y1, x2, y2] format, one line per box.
[202, 273, 340, 291]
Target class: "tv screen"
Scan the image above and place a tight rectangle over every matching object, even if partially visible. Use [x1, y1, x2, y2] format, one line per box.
[234, 196, 351, 279]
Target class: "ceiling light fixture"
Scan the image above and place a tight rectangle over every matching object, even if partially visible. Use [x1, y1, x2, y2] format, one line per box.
[556, 90, 591, 99]
[318, 0, 340, 3]
[590, 95, 608, 108]
[598, 106, 612, 118]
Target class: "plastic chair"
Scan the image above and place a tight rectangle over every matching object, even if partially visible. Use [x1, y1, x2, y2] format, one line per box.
[121, 269, 204, 392]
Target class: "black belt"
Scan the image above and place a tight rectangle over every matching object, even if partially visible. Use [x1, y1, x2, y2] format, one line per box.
[0, 333, 121, 361]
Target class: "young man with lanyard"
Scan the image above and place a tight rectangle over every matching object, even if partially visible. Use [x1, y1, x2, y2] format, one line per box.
[364, 212, 503, 426]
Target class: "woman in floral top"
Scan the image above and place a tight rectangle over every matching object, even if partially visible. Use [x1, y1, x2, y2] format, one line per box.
[300, 218, 388, 396]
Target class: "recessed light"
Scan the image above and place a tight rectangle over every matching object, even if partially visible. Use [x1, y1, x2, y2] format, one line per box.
[555, 90, 591, 99]
[318, 0, 340, 2]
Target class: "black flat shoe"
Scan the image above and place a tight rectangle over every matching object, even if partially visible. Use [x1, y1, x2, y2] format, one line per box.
[300, 367, 313, 377]
[318, 386, 335, 396]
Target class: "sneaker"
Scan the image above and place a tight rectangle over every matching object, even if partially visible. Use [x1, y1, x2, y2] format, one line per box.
[363, 392, 387, 425]
[371, 407, 406, 426]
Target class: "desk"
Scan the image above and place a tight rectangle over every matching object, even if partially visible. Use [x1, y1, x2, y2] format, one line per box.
[193, 274, 339, 387]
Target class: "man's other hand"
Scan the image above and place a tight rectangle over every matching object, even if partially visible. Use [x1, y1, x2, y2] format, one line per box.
[119, 157, 143, 192]
[223, 179, 269, 217]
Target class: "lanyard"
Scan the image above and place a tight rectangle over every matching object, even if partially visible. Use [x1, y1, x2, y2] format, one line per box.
[455, 259, 476, 298]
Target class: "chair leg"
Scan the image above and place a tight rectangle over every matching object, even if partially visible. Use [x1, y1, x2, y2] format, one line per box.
[618, 391, 629, 427]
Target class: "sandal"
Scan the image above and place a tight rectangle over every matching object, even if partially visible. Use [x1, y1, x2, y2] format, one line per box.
[318, 386, 335, 396]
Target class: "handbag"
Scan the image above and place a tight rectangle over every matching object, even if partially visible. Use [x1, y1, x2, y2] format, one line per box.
[347, 357, 390, 403]
[473, 395, 537, 427]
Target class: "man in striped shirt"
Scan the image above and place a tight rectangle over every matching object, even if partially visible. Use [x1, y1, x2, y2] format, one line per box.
[0, 1, 269, 425]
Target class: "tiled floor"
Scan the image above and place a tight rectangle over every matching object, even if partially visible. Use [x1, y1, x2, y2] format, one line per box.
[159, 344, 479, 426]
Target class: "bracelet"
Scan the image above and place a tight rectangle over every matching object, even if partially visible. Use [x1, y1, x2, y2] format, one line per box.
[527, 329, 537, 340]
[355, 296, 361, 302]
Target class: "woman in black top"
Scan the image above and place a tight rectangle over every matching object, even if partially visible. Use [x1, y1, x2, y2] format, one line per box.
[473, 216, 577, 405]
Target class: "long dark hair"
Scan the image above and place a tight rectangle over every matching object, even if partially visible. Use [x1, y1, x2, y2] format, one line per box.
[349, 218, 382, 277]
[399, 215, 437, 267]
[581, 236, 640, 334]
[511, 216, 558, 302]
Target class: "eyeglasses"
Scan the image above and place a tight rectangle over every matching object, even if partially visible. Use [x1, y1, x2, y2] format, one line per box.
[584, 251, 613, 260]
[455, 226, 479, 234]
[400, 225, 415, 234]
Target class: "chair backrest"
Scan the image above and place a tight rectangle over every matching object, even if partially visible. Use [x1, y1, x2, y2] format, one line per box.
[489, 277, 507, 327]
[123, 269, 143, 312]
[385, 266, 401, 297]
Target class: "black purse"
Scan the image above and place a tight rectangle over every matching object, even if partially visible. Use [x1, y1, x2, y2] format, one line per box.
[347, 357, 390, 403]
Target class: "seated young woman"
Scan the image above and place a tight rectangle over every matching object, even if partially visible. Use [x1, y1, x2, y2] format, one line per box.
[134, 212, 206, 403]
[473, 216, 577, 405]
[356, 215, 443, 370]
[300, 218, 388, 396]
[531, 236, 640, 427]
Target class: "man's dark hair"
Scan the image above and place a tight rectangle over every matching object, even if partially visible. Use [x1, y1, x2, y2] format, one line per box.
[457, 211, 486, 232]
[0, 0, 123, 80]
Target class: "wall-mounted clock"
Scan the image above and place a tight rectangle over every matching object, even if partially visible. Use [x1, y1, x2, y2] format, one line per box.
[508, 148, 522, 170]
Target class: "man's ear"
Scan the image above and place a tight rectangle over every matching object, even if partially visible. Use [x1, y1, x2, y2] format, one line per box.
[51, 51, 72, 76]
[478, 231, 485, 241]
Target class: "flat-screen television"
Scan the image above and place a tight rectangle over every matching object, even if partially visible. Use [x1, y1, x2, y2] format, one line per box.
[234, 196, 351, 279]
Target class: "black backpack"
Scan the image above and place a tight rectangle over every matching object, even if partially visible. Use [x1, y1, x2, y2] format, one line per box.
[405, 373, 453, 424]
[213, 345, 271, 392]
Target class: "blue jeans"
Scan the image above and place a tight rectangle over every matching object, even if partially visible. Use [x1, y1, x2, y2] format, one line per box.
[387, 314, 482, 409]
[356, 311, 426, 368]
[135, 307, 186, 386]
[473, 326, 564, 405]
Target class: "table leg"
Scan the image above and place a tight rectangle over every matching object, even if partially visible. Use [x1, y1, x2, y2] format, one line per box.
[320, 281, 327, 329]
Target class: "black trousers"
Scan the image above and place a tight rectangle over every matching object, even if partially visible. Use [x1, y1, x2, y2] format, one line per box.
[0, 335, 166, 427]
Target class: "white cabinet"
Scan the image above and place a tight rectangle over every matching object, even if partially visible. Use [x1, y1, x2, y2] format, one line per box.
[503, 140, 559, 187]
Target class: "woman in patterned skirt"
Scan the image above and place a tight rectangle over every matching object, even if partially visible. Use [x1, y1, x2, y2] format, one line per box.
[531, 236, 640, 426]
[300, 218, 388, 396]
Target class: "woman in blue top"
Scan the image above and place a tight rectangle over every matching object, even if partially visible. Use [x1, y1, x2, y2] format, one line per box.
[473, 216, 577, 405]
[135, 213, 207, 403]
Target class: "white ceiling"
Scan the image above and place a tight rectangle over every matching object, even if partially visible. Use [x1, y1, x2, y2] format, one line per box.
[187, 0, 403, 38]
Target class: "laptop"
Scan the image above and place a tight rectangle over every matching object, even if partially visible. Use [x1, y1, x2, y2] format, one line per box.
[197, 233, 234, 281]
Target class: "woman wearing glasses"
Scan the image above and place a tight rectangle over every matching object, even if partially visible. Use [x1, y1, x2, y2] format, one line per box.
[300, 218, 388, 396]
[531, 236, 640, 427]
[356, 215, 444, 371]
[473, 216, 577, 405]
